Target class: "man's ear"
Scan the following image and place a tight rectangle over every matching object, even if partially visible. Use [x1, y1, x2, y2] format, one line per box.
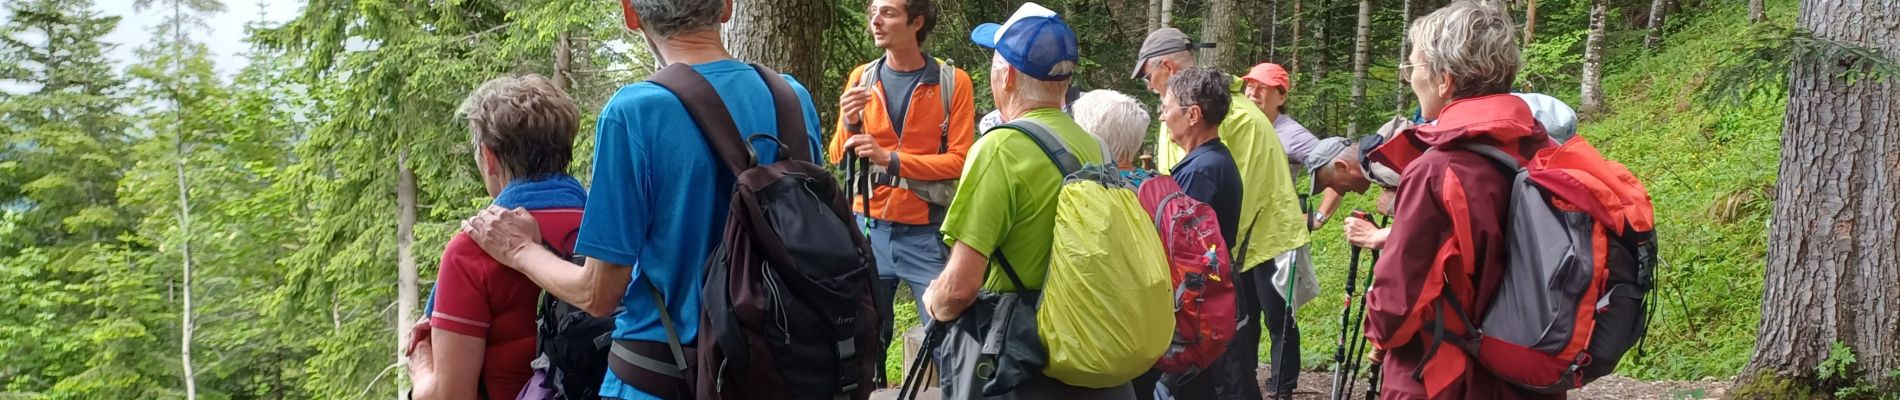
[721, 0, 735, 23]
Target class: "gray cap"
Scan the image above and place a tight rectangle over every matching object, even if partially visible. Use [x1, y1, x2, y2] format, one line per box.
[1132, 28, 1209, 79]
[1303, 137, 1352, 174]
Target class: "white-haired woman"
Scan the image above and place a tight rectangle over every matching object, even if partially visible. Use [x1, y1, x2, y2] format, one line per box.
[1070, 89, 1156, 186]
[1361, 1, 1561, 399]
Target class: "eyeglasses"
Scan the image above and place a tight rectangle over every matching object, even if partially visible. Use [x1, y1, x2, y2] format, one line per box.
[1398, 62, 1424, 79]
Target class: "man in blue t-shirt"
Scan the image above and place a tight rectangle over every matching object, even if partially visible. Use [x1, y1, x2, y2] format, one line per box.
[461, 1, 823, 398]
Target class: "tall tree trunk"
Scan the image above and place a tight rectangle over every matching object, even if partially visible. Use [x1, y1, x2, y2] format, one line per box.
[1524, 0, 1538, 49]
[1161, 0, 1175, 27]
[1749, 0, 1766, 23]
[1268, 0, 1280, 61]
[171, 3, 197, 397]
[1291, 0, 1303, 85]
[1149, 0, 1163, 31]
[176, 124, 197, 400]
[1578, 0, 1607, 118]
[1396, 0, 1414, 112]
[554, 31, 572, 93]
[394, 148, 417, 400]
[725, 0, 832, 98]
[1203, 0, 1242, 71]
[1644, 0, 1667, 49]
[1312, 0, 1329, 88]
[1749, 0, 1900, 392]
[1349, 0, 1371, 135]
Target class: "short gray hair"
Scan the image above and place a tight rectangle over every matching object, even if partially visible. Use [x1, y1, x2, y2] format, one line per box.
[995, 54, 1071, 105]
[1167, 67, 1232, 126]
[629, 0, 725, 38]
[1409, 0, 1520, 99]
[1071, 90, 1151, 164]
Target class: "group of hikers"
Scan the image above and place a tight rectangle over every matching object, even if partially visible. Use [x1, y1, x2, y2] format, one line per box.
[402, 0, 1663, 399]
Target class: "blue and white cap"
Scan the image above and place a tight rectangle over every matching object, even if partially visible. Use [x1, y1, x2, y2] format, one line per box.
[970, 2, 1079, 81]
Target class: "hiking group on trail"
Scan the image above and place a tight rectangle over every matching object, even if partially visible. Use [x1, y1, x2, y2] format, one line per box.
[401, 0, 1660, 399]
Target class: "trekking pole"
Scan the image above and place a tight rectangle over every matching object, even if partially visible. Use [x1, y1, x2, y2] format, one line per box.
[1341, 210, 1383, 399]
[1328, 209, 1369, 400]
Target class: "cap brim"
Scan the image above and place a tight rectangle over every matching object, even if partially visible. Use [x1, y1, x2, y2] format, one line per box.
[970, 23, 1002, 49]
[1131, 58, 1149, 80]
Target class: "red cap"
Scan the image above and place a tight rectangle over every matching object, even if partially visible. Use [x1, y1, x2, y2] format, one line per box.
[1243, 63, 1291, 91]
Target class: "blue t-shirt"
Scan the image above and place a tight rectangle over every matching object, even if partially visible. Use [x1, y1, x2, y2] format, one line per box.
[577, 59, 823, 400]
[1171, 139, 1244, 248]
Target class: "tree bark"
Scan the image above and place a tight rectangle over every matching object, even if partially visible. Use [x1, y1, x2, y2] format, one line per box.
[176, 124, 197, 400]
[1578, 0, 1607, 118]
[1291, 0, 1303, 79]
[1644, 0, 1668, 49]
[1524, 0, 1538, 49]
[1750, 0, 1900, 392]
[1161, 0, 1175, 27]
[1149, 0, 1163, 31]
[554, 31, 572, 93]
[724, 0, 832, 99]
[1397, 0, 1414, 112]
[1203, 0, 1242, 71]
[395, 148, 417, 400]
[1312, 0, 1329, 87]
[1749, 0, 1766, 23]
[1349, 0, 1371, 134]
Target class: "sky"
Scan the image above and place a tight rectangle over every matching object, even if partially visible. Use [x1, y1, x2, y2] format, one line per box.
[0, 0, 301, 94]
[98, 0, 304, 77]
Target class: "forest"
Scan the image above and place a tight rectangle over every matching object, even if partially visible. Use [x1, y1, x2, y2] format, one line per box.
[1, 0, 1895, 398]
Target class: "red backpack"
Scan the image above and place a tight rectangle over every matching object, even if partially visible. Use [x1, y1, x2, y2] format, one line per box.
[1135, 176, 1238, 376]
[1421, 137, 1658, 394]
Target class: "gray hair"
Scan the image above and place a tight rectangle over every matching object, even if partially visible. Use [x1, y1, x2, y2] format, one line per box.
[1167, 67, 1232, 126]
[995, 54, 1071, 106]
[459, 74, 581, 178]
[629, 0, 725, 38]
[1409, 0, 1521, 99]
[1071, 90, 1151, 164]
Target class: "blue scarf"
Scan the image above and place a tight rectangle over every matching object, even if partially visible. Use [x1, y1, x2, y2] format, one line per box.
[424, 174, 585, 316]
[492, 174, 587, 210]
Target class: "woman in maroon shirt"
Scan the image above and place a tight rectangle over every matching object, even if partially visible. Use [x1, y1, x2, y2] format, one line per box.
[1362, 2, 1560, 399]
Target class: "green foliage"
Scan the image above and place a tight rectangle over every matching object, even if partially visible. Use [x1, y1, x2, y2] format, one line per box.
[0, 0, 1813, 396]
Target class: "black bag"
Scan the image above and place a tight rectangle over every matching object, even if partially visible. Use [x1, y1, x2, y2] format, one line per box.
[526, 238, 614, 400]
[634, 63, 882, 400]
[897, 254, 1046, 400]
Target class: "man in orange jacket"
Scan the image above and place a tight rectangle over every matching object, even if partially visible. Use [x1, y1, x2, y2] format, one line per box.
[829, 0, 977, 384]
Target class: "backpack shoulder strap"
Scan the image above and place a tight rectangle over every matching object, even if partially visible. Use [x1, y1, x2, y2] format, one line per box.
[648, 64, 755, 174]
[857, 58, 883, 89]
[998, 120, 1082, 177]
[752, 63, 813, 163]
[1445, 142, 1521, 172]
[936, 58, 955, 154]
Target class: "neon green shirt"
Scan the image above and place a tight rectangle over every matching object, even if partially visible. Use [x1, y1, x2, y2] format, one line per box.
[1152, 79, 1309, 270]
[940, 108, 1106, 292]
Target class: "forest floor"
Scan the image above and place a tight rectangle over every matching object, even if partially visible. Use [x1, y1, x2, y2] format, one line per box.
[870, 368, 1734, 399]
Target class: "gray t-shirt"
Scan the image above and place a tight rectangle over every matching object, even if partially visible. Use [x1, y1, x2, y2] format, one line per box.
[879, 64, 928, 135]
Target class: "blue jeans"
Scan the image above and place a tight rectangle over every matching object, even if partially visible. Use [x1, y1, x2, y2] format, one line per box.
[861, 213, 949, 383]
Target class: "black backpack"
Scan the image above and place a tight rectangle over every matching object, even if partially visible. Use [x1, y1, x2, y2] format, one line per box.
[611, 63, 880, 400]
[531, 239, 615, 400]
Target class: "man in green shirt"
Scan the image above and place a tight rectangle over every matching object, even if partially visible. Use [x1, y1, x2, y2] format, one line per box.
[922, 3, 1135, 398]
[1132, 27, 1312, 399]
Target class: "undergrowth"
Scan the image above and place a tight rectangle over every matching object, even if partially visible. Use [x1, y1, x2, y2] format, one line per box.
[882, 0, 1792, 386]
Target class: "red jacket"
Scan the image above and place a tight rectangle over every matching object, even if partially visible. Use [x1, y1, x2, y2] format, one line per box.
[1363, 94, 1560, 400]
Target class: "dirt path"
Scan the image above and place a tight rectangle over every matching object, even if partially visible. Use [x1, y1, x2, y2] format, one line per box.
[873, 370, 1732, 400]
